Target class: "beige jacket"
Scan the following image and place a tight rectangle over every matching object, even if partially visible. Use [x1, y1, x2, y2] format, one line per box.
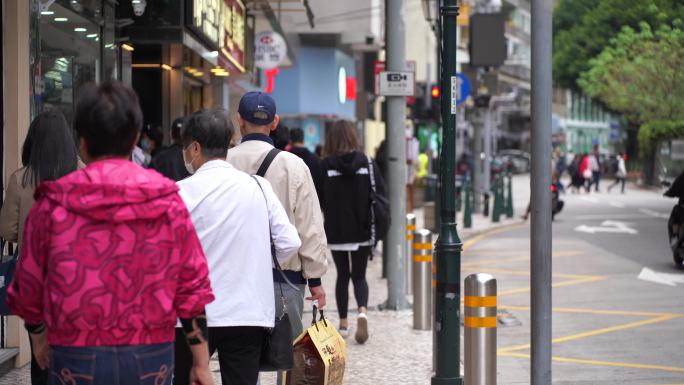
[228, 140, 328, 281]
[0, 168, 35, 247]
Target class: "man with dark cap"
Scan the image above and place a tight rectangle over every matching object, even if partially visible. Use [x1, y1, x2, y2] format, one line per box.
[227, 93, 328, 375]
[150, 117, 191, 181]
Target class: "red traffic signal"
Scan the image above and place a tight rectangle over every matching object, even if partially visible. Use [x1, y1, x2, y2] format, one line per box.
[431, 86, 440, 99]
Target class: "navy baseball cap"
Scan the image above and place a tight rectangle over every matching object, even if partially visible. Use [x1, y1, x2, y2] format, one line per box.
[238, 92, 277, 125]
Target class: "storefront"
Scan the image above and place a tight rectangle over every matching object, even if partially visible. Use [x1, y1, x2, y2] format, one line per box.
[269, 46, 358, 151]
[30, 0, 117, 122]
[118, 0, 248, 134]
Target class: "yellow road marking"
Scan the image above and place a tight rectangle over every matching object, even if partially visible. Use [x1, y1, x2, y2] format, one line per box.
[498, 313, 681, 353]
[500, 352, 684, 373]
[462, 224, 525, 250]
[496, 276, 607, 297]
[499, 305, 682, 318]
[463, 251, 583, 268]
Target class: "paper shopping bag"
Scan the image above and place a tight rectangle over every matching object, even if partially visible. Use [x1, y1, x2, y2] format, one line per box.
[284, 307, 346, 385]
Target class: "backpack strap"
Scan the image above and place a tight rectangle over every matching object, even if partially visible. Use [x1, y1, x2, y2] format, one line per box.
[256, 148, 282, 177]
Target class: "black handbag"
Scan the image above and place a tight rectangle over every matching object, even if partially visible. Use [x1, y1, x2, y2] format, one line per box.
[367, 155, 391, 242]
[251, 173, 295, 372]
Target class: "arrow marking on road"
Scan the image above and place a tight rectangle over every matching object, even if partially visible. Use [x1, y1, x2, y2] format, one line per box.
[574, 220, 638, 235]
[638, 267, 684, 287]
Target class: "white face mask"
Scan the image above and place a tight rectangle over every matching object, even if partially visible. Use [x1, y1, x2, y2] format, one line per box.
[182, 143, 198, 174]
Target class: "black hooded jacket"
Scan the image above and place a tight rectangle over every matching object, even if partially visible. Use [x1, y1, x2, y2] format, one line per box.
[320, 151, 387, 245]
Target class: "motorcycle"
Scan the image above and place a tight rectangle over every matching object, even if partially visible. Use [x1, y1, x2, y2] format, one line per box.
[663, 173, 684, 266]
[552, 182, 564, 220]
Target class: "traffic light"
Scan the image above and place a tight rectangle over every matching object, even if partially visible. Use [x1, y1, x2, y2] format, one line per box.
[431, 86, 440, 99]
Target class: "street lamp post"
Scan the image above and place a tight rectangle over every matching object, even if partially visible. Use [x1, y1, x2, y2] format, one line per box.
[432, 0, 463, 384]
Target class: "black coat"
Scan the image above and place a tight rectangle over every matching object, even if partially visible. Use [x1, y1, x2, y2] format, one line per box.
[290, 146, 324, 201]
[320, 151, 386, 245]
[149, 143, 191, 182]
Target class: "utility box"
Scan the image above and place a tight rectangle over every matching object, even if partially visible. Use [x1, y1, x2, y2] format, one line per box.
[469, 13, 508, 68]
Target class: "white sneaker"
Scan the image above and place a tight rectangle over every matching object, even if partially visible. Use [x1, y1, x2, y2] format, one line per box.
[355, 313, 369, 344]
[338, 326, 350, 338]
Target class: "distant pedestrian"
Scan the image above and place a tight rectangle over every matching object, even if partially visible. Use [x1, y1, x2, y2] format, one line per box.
[290, 127, 324, 200]
[607, 154, 627, 194]
[588, 145, 602, 192]
[228, 92, 328, 385]
[0, 111, 79, 385]
[7, 82, 215, 385]
[320, 120, 386, 344]
[406, 124, 419, 212]
[174, 109, 300, 385]
[150, 117, 191, 181]
[142, 123, 164, 158]
[580, 153, 592, 192]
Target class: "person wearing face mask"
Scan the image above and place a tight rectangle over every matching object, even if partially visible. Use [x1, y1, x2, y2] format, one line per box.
[174, 109, 300, 385]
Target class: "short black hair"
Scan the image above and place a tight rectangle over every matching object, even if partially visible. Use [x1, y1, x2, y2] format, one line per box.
[271, 123, 289, 150]
[74, 81, 143, 158]
[144, 124, 163, 146]
[290, 128, 304, 143]
[171, 117, 185, 143]
[181, 109, 233, 159]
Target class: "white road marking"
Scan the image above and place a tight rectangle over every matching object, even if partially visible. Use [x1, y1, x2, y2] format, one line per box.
[639, 208, 669, 219]
[609, 202, 626, 208]
[575, 220, 638, 235]
[572, 214, 649, 220]
[579, 196, 600, 204]
[638, 267, 684, 287]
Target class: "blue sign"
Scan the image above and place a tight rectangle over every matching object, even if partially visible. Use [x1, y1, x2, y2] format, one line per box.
[456, 73, 471, 105]
[302, 119, 321, 152]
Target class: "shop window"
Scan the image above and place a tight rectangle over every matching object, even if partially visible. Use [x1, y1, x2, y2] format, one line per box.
[30, 0, 115, 123]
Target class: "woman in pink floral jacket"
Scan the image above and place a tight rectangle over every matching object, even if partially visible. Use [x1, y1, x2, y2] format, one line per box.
[7, 82, 215, 385]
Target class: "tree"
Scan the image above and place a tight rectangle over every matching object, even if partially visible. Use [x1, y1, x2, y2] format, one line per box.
[553, 0, 683, 90]
[578, 21, 684, 125]
[578, 20, 684, 184]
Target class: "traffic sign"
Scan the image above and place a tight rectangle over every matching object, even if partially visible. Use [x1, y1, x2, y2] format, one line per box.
[456, 73, 471, 105]
[378, 71, 415, 96]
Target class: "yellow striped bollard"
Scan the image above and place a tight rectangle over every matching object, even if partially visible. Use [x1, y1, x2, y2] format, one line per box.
[412, 229, 433, 330]
[464, 273, 497, 385]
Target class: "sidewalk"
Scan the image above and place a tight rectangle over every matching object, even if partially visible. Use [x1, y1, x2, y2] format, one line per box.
[0, 175, 531, 385]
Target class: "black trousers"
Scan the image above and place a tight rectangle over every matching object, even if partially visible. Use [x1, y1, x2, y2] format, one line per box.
[173, 326, 265, 385]
[331, 246, 372, 319]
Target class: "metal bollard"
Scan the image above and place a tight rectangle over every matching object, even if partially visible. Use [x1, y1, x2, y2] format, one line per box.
[406, 213, 417, 295]
[464, 273, 497, 385]
[412, 229, 433, 330]
[464, 175, 473, 228]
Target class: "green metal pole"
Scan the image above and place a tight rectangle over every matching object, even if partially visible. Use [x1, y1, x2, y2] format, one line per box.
[433, 1, 463, 382]
[506, 172, 514, 218]
[464, 175, 472, 229]
[493, 175, 501, 223]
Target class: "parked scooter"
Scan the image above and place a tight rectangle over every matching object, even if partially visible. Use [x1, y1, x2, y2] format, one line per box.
[552, 182, 564, 220]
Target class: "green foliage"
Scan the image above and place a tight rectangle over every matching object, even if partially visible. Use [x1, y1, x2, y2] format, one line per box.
[552, 0, 683, 90]
[578, 21, 684, 126]
[638, 120, 684, 156]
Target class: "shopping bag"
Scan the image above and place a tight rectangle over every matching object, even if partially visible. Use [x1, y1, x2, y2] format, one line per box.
[0, 241, 18, 316]
[284, 306, 346, 385]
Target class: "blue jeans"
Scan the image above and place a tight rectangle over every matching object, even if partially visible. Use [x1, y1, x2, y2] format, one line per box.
[49, 343, 173, 385]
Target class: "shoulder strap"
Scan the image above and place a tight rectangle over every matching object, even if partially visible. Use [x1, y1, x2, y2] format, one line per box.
[366, 155, 377, 244]
[250, 175, 299, 296]
[256, 148, 282, 177]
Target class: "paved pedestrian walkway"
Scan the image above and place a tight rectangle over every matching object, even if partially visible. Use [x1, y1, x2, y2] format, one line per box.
[0, 175, 531, 385]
